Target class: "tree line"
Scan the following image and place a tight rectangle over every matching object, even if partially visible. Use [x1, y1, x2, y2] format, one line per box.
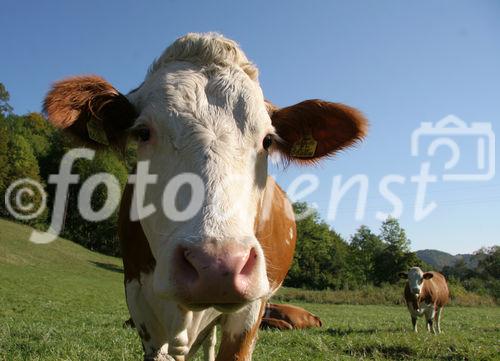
[1, 83, 498, 299]
[287, 203, 425, 290]
[0, 83, 134, 255]
[441, 246, 499, 300]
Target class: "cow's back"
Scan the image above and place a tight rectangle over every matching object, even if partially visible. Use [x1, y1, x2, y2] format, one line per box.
[421, 272, 449, 307]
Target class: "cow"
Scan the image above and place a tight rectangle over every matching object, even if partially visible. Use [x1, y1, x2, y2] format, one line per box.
[260, 303, 322, 330]
[43, 33, 367, 361]
[399, 267, 450, 334]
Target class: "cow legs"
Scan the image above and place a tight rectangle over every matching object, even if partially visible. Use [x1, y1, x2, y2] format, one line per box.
[126, 280, 168, 358]
[157, 306, 195, 361]
[126, 277, 202, 361]
[203, 325, 217, 361]
[434, 307, 443, 334]
[411, 316, 418, 333]
[406, 303, 418, 333]
[424, 305, 436, 334]
[260, 318, 294, 330]
[426, 318, 433, 333]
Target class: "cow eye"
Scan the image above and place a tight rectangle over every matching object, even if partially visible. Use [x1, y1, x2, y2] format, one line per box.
[262, 134, 273, 150]
[133, 126, 151, 142]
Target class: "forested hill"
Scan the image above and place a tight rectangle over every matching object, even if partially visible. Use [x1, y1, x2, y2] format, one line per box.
[416, 249, 484, 271]
[416, 249, 460, 270]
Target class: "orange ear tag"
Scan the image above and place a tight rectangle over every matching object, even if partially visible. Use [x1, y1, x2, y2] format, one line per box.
[290, 133, 317, 158]
[87, 117, 110, 145]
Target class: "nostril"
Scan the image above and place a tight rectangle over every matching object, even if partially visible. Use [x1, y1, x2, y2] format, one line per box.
[240, 247, 257, 276]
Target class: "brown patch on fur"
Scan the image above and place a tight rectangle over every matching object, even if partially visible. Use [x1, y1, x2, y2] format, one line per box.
[260, 303, 323, 330]
[404, 271, 450, 311]
[43, 75, 137, 151]
[254, 178, 297, 292]
[268, 99, 368, 165]
[118, 182, 156, 283]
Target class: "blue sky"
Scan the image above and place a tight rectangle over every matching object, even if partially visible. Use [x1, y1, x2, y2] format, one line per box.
[2, 0, 499, 254]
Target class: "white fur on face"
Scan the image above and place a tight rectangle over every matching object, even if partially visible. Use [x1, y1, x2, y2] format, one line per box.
[126, 36, 274, 303]
[408, 267, 425, 295]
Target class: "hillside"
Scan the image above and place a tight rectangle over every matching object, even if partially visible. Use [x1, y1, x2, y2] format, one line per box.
[416, 249, 483, 270]
[0, 218, 144, 360]
[0, 218, 125, 282]
[416, 249, 459, 270]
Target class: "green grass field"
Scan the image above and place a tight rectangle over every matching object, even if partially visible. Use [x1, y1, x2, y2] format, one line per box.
[1, 219, 499, 360]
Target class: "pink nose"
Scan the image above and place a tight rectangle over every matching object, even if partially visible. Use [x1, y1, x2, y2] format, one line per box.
[173, 242, 258, 306]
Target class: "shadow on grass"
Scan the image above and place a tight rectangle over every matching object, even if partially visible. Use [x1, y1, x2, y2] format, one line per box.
[327, 327, 379, 336]
[90, 261, 123, 274]
[326, 326, 402, 336]
[345, 344, 472, 361]
[345, 345, 414, 360]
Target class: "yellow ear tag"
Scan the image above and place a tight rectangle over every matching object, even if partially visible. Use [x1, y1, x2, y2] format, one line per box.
[290, 133, 318, 158]
[87, 117, 109, 145]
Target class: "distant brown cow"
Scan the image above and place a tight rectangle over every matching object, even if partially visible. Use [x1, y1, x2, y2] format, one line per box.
[399, 267, 449, 334]
[260, 303, 322, 330]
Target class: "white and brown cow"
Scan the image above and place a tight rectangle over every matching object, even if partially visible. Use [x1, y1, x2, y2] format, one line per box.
[44, 33, 367, 361]
[399, 267, 450, 334]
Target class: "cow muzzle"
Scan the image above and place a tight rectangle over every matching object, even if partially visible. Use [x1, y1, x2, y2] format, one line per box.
[169, 239, 266, 310]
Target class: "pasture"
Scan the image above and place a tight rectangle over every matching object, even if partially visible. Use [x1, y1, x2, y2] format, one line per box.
[1, 219, 498, 360]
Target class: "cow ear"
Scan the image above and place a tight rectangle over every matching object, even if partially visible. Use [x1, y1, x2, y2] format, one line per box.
[423, 272, 434, 280]
[268, 99, 368, 164]
[398, 272, 408, 279]
[44, 75, 137, 151]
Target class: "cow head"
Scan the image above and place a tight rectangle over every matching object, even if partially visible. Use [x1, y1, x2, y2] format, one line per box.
[44, 33, 367, 312]
[399, 267, 433, 297]
[310, 314, 323, 328]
